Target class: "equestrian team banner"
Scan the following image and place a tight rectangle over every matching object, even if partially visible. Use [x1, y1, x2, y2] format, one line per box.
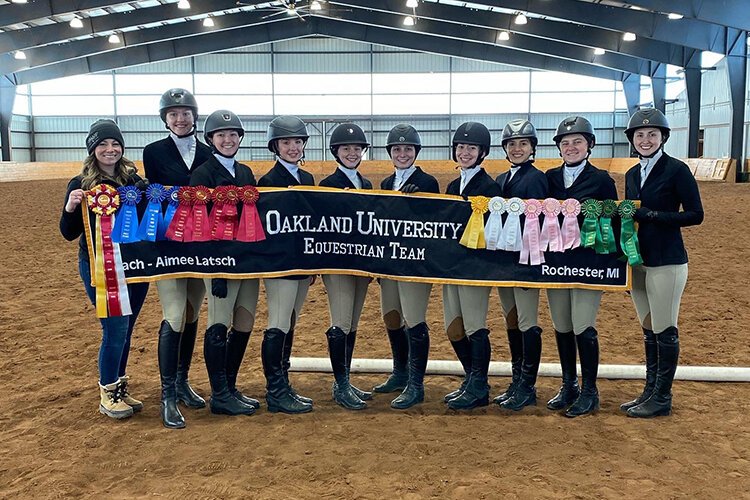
[83, 185, 636, 305]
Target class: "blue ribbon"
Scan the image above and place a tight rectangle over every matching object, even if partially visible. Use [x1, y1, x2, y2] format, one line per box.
[137, 183, 167, 242]
[112, 186, 142, 243]
[159, 186, 180, 241]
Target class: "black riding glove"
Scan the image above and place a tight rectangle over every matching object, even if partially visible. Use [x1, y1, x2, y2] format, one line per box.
[400, 183, 420, 194]
[634, 207, 658, 222]
[211, 278, 228, 299]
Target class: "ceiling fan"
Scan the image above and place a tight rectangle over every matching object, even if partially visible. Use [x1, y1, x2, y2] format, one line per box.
[235, 0, 329, 22]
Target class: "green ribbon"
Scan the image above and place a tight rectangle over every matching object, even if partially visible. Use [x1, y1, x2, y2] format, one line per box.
[618, 200, 643, 265]
[595, 199, 618, 254]
[580, 199, 602, 248]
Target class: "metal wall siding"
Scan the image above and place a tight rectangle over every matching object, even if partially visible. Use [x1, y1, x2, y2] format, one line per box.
[115, 59, 192, 74]
[373, 53, 450, 73]
[274, 53, 370, 73]
[194, 53, 272, 73]
[273, 38, 367, 53]
[33, 117, 95, 132]
[450, 58, 523, 73]
[118, 116, 164, 131]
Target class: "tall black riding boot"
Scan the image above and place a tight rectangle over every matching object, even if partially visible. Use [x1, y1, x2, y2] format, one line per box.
[628, 327, 679, 418]
[175, 320, 206, 409]
[158, 321, 185, 429]
[444, 336, 471, 402]
[448, 329, 491, 410]
[204, 324, 255, 416]
[620, 328, 657, 412]
[282, 328, 313, 404]
[547, 330, 580, 410]
[263, 328, 312, 414]
[501, 326, 542, 411]
[328, 327, 366, 410]
[493, 329, 523, 405]
[373, 326, 409, 393]
[332, 331, 372, 401]
[392, 323, 430, 409]
[226, 329, 261, 410]
[565, 327, 600, 417]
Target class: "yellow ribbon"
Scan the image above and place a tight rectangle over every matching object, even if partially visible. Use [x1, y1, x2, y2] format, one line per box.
[460, 196, 489, 249]
[94, 220, 108, 318]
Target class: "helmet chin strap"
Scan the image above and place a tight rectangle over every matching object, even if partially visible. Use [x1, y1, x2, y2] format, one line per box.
[637, 144, 663, 159]
[167, 123, 196, 139]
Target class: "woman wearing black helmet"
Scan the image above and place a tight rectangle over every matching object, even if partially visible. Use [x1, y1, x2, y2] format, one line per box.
[444, 121, 501, 410]
[374, 123, 440, 410]
[318, 122, 373, 410]
[544, 116, 617, 418]
[143, 88, 213, 429]
[188, 110, 258, 417]
[60, 119, 150, 420]
[621, 108, 703, 418]
[493, 119, 549, 411]
[258, 115, 315, 414]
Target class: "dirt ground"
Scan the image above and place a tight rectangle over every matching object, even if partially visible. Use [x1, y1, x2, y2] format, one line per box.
[1, 173, 749, 499]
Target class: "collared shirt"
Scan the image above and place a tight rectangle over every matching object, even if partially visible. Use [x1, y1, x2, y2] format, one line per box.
[170, 133, 196, 169]
[278, 157, 301, 182]
[214, 154, 236, 177]
[337, 165, 362, 189]
[639, 149, 663, 187]
[459, 166, 481, 194]
[563, 160, 586, 189]
[393, 165, 416, 191]
[506, 165, 520, 186]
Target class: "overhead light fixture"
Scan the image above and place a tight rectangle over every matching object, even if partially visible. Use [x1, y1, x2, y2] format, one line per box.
[177, 0, 190, 9]
[202, 17, 214, 27]
[497, 31, 510, 42]
[514, 13, 528, 25]
[403, 16, 415, 26]
[593, 47, 605, 55]
[11, 0, 28, 3]
[310, 1, 323, 10]
[14, 50, 26, 60]
[667, 13, 684, 20]
[108, 33, 121, 44]
[70, 17, 84, 28]
[406, 0, 418, 7]
[623, 32, 636, 41]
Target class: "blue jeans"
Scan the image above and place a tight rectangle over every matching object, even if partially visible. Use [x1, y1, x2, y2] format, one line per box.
[79, 258, 149, 385]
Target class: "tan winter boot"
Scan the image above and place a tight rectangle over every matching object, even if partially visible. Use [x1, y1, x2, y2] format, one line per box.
[99, 381, 134, 419]
[118, 375, 144, 412]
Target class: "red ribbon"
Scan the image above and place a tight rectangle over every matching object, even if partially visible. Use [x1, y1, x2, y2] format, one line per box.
[99, 215, 123, 316]
[165, 187, 195, 242]
[210, 186, 239, 240]
[189, 186, 212, 242]
[236, 186, 266, 242]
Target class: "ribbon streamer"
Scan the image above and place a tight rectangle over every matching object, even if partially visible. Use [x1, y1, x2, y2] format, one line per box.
[499, 197, 525, 252]
[560, 198, 581, 250]
[236, 186, 266, 242]
[539, 198, 563, 252]
[189, 186, 213, 242]
[596, 199, 618, 254]
[138, 183, 167, 242]
[159, 186, 180, 240]
[520, 199, 545, 265]
[618, 200, 644, 265]
[165, 187, 195, 242]
[484, 197, 506, 251]
[210, 186, 240, 241]
[580, 199, 602, 249]
[459, 196, 489, 249]
[111, 186, 142, 244]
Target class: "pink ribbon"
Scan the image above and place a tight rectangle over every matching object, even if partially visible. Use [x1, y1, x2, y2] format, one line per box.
[540, 198, 564, 252]
[520, 199, 545, 265]
[560, 198, 581, 250]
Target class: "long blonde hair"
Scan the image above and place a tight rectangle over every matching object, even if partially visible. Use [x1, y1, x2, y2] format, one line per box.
[79, 153, 138, 190]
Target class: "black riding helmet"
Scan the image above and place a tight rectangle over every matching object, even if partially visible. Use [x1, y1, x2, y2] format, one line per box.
[203, 110, 244, 158]
[385, 124, 422, 158]
[452, 121, 491, 166]
[329, 123, 369, 167]
[159, 88, 198, 137]
[267, 115, 309, 155]
[553, 116, 596, 149]
[624, 107, 671, 143]
[501, 119, 538, 162]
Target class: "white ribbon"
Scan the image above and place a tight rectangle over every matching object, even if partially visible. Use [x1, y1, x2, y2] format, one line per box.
[500, 197, 525, 252]
[484, 197, 506, 251]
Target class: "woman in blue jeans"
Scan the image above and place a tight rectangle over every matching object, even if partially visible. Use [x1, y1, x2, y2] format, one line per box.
[60, 119, 149, 420]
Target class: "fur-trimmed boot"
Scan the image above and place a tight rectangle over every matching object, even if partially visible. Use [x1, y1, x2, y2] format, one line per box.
[118, 375, 143, 412]
[99, 380, 134, 420]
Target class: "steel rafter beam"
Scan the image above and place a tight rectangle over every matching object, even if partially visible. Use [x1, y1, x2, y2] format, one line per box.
[326, 4, 652, 76]
[460, 0, 730, 54]
[610, 0, 750, 33]
[0, 0, 242, 54]
[0, 0, 119, 28]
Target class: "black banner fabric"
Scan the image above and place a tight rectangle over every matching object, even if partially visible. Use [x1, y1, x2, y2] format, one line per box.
[98, 187, 629, 290]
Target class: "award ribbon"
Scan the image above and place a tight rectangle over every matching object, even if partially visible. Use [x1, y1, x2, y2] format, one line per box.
[236, 186, 266, 242]
[86, 184, 131, 318]
[111, 186, 142, 244]
[165, 186, 195, 242]
[459, 196, 489, 249]
[560, 198, 581, 250]
[596, 199, 618, 254]
[189, 185, 212, 242]
[484, 197, 506, 251]
[210, 185, 240, 241]
[580, 199, 602, 249]
[499, 197, 525, 251]
[159, 186, 180, 240]
[618, 200, 643, 265]
[539, 198, 563, 252]
[138, 183, 166, 242]
[520, 199, 545, 265]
